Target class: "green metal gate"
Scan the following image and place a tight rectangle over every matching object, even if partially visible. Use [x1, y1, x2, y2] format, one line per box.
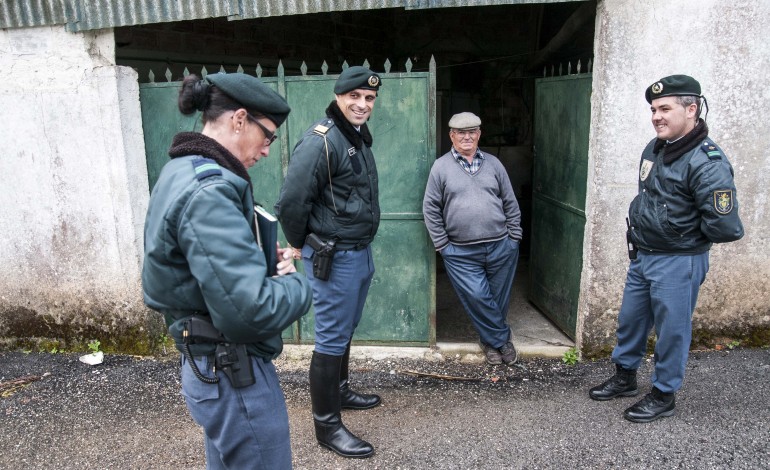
[529, 72, 592, 339]
[139, 60, 437, 346]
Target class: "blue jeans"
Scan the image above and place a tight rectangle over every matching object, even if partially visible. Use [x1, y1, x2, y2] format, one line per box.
[303, 245, 375, 356]
[180, 355, 292, 469]
[611, 251, 709, 393]
[441, 238, 520, 348]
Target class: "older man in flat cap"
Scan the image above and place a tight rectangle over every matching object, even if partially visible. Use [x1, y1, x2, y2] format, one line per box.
[423, 112, 523, 367]
[589, 74, 744, 423]
[275, 65, 382, 459]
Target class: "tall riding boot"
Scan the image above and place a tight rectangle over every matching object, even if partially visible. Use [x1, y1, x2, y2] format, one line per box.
[340, 342, 381, 410]
[310, 351, 374, 458]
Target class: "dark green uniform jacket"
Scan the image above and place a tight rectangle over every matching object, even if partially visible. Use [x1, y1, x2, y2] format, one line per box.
[629, 130, 744, 254]
[275, 103, 380, 249]
[142, 133, 312, 358]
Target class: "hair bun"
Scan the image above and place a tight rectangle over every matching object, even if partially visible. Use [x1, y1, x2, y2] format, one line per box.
[191, 79, 211, 111]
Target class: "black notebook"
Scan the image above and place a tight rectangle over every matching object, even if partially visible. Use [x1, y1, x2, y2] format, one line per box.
[254, 205, 278, 276]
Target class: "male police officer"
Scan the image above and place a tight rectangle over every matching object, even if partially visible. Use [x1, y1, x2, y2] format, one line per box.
[589, 75, 744, 422]
[275, 66, 381, 458]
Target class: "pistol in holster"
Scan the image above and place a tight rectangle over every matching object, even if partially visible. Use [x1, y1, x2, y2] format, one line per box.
[305, 233, 336, 281]
[182, 316, 255, 388]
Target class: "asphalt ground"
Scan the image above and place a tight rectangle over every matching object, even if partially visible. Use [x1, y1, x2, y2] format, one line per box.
[1, 348, 769, 469]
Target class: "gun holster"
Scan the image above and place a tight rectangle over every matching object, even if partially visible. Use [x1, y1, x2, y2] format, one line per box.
[305, 233, 336, 281]
[215, 343, 255, 389]
[182, 316, 255, 388]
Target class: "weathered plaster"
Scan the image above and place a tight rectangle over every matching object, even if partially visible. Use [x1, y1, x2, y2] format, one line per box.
[579, 0, 770, 354]
[0, 26, 159, 352]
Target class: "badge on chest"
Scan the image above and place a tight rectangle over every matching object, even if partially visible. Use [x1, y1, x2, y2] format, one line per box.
[639, 159, 654, 181]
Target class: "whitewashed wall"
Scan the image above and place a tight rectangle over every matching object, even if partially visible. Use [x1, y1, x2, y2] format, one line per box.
[580, 0, 770, 353]
[0, 26, 158, 350]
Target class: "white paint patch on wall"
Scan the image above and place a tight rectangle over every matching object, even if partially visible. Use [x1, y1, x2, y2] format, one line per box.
[579, 0, 770, 350]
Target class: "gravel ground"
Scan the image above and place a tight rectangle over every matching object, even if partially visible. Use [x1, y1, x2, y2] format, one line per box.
[1, 348, 769, 469]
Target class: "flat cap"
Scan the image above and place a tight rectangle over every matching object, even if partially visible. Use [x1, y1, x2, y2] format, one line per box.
[645, 74, 701, 104]
[448, 112, 481, 130]
[334, 66, 381, 94]
[206, 72, 291, 126]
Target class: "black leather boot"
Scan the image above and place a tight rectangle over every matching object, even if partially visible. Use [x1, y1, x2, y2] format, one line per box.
[623, 387, 675, 423]
[589, 364, 639, 401]
[310, 351, 374, 458]
[340, 342, 381, 410]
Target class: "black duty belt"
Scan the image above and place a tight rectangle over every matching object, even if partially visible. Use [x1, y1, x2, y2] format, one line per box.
[180, 315, 256, 388]
[334, 241, 369, 251]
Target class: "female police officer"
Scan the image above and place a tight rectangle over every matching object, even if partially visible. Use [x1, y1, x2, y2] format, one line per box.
[142, 72, 312, 468]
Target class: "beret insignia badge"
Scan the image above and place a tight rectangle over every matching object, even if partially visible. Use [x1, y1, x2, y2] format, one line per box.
[651, 82, 663, 94]
[714, 190, 734, 215]
[368, 75, 380, 87]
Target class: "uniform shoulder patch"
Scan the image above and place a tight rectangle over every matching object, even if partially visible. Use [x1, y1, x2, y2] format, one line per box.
[713, 189, 734, 215]
[192, 157, 222, 181]
[702, 139, 723, 160]
[313, 124, 330, 135]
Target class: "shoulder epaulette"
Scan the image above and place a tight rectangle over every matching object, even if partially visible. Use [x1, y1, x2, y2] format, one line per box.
[313, 123, 331, 136]
[192, 157, 222, 180]
[702, 139, 723, 161]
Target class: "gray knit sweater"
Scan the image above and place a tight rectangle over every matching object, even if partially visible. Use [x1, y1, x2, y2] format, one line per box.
[422, 150, 522, 251]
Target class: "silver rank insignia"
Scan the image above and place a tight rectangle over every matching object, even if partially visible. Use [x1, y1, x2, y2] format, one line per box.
[639, 159, 654, 181]
[714, 189, 734, 214]
[348, 147, 357, 156]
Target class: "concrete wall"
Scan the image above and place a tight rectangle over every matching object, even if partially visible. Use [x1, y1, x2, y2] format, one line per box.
[0, 26, 162, 352]
[579, 0, 770, 354]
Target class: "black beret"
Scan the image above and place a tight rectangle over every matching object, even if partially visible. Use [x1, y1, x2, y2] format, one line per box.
[334, 66, 381, 94]
[206, 72, 291, 126]
[645, 74, 701, 104]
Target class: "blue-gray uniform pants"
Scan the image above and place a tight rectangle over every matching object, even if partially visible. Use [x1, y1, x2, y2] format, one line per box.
[302, 245, 375, 356]
[180, 355, 292, 469]
[441, 238, 520, 349]
[611, 251, 710, 393]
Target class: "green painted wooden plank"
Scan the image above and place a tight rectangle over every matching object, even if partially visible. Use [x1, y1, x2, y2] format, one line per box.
[530, 73, 592, 339]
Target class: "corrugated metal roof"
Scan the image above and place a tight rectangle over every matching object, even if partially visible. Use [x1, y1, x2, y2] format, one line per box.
[0, 0, 72, 29]
[0, 0, 583, 32]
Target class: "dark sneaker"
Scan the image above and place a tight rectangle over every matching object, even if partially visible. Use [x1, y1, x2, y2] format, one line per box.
[499, 341, 518, 365]
[481, 343, 503, 365]
[623, 388, 675, 423]
[589, 365, 638, 401]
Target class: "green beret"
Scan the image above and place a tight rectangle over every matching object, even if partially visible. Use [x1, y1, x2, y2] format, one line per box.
[206, 72, 291, 126]
[645, 74, 701, 104]
[334, 66, 381, 94]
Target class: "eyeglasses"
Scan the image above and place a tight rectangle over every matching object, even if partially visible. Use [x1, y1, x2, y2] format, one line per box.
[451, 128, 480, 137]
[246, 112, 278, 146]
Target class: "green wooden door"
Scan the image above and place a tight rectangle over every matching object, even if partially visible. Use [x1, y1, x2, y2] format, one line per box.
[139, 63, 436, 346]
[529, 73, 591, 339]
